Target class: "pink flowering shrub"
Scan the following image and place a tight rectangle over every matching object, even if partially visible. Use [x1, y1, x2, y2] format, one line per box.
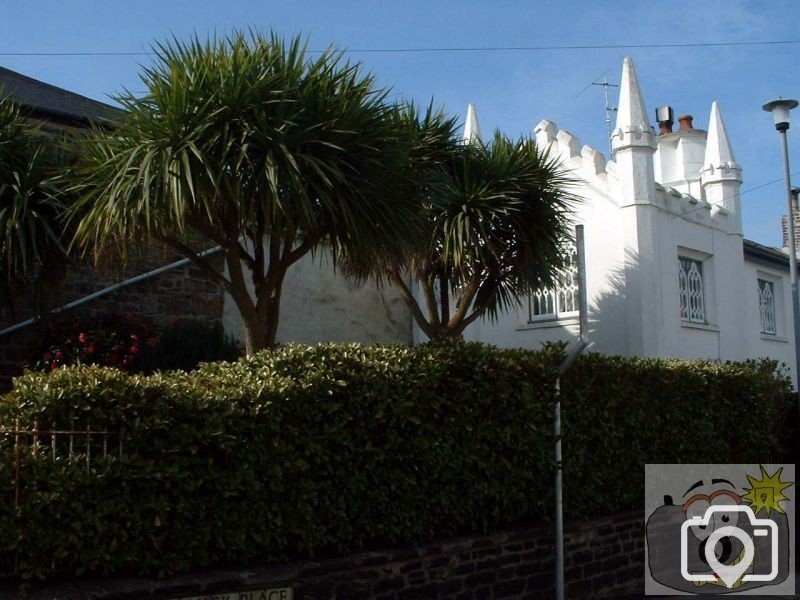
[33, 315, 241, 374]
[34, 313, 158, 373]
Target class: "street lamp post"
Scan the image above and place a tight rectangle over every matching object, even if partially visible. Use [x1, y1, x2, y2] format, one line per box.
[763, 98, 800, 394]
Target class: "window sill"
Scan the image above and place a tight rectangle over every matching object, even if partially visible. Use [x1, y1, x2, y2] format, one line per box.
[761, 334, 788, 343]
[680, 321, 720, 332]
[517, 316, 580, 331]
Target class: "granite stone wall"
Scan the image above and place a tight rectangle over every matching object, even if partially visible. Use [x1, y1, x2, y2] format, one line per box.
[283, 510, 645, 600]
[18, 511, 645, 599]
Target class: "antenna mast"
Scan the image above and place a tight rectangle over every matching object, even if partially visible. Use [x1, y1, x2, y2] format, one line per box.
[591, 75, 618, 154]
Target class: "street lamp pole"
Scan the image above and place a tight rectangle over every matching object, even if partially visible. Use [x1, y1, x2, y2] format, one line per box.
[763, 98, 800, 393]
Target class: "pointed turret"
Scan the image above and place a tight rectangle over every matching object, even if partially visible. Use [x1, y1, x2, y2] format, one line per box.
[463, 103, 483, 145]
[610, 57, 656, 208]
[611, 57, 656, 156]
[701, 101, 741, 182]
[701, 101, 742, 233]
[610, 57, 659, 357]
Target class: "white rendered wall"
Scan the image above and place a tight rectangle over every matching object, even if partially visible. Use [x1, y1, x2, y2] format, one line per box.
[462, 180, 797, 385]
[461, 184, 629, 355]
[641, 202, 745, 362]
[654, 130, 707, 198]
[742, 259, 796, 385]
[223, 247, 412, 347]
[460, 131, 631, 356]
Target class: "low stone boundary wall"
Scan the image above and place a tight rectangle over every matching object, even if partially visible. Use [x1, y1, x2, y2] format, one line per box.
[10, 510, 645, 599]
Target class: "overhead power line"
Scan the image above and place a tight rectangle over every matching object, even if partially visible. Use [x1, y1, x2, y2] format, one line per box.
[1, 39, 800, 57]
[740, 172, 800, 197]
[673, 171, 800, 220]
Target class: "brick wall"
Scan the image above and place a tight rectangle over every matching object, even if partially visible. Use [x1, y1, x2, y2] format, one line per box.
[0, 244, 225, 391]
[20, 511, 645, 599]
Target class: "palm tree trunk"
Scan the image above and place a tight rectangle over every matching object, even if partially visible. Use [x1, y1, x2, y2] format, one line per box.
[239, 295, 282, 354]
[263, 274, 285, 348]
[242, 316, 268, 355]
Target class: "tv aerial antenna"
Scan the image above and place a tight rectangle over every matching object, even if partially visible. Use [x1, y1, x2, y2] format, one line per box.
[578, 69, 618, 155]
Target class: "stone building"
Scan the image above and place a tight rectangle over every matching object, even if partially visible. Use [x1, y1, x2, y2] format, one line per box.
[0, 66, 233, 388]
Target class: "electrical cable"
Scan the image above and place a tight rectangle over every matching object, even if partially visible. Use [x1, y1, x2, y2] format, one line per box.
[2, 39, 800, 57]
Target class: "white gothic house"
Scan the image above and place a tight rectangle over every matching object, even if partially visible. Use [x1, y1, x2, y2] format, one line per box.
[456, 57, 797, 383]
[220, 56, 797, 383]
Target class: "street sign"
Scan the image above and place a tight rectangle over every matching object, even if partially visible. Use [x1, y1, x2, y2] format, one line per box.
[173, 588, 293, 600]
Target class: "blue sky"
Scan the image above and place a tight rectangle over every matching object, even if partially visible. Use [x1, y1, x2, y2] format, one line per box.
[2, 1, 799, 246]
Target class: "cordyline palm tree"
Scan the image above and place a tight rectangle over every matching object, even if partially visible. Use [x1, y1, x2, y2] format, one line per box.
[364, 109, 578, 341]
[0, 95, 68, 310]
[68, 32, 418, 353]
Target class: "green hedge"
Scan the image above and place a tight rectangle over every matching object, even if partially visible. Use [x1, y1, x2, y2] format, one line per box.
[0, 342, 793, 580]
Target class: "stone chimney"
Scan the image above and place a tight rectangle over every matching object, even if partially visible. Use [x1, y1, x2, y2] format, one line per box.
[678, 114, 694, 131]
[654, 108, 707, 196]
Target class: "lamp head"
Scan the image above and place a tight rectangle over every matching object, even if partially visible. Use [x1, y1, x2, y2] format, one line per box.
[763, 98, 799, 132]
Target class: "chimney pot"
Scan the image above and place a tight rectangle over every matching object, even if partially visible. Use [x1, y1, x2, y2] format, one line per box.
[678, 114, 694, 131]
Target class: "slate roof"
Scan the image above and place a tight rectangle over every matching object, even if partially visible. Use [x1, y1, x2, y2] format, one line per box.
[0, 65, 122, 126]
[743, 238, 793, 271]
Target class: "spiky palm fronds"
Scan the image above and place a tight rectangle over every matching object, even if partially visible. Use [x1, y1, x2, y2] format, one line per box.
[0, 95, 68, 307]
[379, 110, 579, 339]
[68, 32, 419, 351]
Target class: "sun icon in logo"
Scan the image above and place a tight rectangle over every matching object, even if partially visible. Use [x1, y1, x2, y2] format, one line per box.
[741, 465, 794, 517]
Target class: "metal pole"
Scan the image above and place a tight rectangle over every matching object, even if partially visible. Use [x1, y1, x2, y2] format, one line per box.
[576, 226, 589, 336]
[554, 225, 589, 600]
[591, 76, 618, 156]
[554, 375, 564, 600]
[0, 245, 223, 338]
[779, 129, 800, 411]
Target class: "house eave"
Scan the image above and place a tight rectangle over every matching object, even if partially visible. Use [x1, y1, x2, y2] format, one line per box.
[743, 238, 793, 272]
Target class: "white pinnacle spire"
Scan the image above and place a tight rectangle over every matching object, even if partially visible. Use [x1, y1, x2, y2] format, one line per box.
[702, 101, 740, 176]
[702, 101, 742, 229]
[463, 103, 483, 145]
[611, 56, 655, 155]
[616, 57, 648, 130]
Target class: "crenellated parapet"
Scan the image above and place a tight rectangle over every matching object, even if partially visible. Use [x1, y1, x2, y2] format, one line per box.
[531, 117, 735, 231]
[659, 184, 710, 219]
[467, 70, 740, 235]
[534, 119, 613, 195]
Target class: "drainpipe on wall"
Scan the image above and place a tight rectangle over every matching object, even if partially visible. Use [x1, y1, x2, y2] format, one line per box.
[553, 225, 592, 600]
[0, 246, 223, 339]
